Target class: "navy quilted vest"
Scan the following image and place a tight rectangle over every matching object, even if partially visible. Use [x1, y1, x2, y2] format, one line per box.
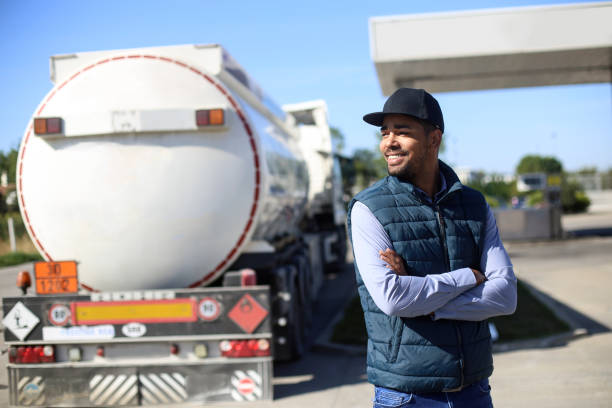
[347, 161, 493, 393]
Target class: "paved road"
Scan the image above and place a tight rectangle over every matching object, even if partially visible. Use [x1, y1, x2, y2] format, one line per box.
[491, 235, 612, 407]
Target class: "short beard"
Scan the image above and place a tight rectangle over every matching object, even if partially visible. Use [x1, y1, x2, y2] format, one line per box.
[388, 164, 417, 183]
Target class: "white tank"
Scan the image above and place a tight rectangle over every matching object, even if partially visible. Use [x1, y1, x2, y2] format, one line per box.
[17, 45, 308, 291]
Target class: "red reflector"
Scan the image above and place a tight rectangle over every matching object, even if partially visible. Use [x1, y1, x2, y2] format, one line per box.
[23, 347, 39, 363]
[47, 118, 62, 133]
[240, 269, 257, 286]
[10, 345, 55, 364]
[170, 344, 179, 355]
[196, 110, 209, 126]
[196, 109, 224, 127]
[220, 339, 271, 358]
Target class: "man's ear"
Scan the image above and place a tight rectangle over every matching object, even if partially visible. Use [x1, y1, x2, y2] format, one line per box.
[429, 129, 443, 151]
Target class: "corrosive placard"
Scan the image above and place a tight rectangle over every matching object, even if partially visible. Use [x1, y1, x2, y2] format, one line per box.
[34, 261, 79, 295]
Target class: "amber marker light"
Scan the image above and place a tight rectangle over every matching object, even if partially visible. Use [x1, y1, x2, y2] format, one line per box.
[16, 271, 31, 295]
[196, 109, 225, 127]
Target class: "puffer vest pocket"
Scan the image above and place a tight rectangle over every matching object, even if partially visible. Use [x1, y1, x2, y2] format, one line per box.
[388, 315, 404, 363]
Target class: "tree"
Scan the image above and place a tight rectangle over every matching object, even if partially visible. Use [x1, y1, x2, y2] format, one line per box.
[330, 126, 345, 154]
[0, 148, 18, 184]
[516, 155, 563, 175]
[352, 148, 386, 190]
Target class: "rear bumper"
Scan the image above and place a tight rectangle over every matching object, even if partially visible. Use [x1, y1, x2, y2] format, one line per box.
[8, 358, 272, 406]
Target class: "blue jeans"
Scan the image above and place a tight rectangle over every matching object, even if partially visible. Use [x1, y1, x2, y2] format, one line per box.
[373, 379, 493, 408]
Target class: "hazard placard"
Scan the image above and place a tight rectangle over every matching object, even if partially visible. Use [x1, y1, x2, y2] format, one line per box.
[2, 301, 40, 341]
[228, 294, 268, 334]
[34, 261, 78, 295]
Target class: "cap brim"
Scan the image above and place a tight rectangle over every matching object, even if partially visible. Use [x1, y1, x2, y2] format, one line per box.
[362, 112, 386, 126]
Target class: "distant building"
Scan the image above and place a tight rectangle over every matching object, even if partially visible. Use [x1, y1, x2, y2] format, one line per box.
[453, 166, 514, 185]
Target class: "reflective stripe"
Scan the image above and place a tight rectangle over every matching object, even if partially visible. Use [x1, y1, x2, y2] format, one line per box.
[139, 372, 188, 405]
[89, 374, 137, 406]
[18, 376, 45, 406]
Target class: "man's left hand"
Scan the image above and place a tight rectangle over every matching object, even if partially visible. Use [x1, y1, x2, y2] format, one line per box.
[379, 248, 409, 276]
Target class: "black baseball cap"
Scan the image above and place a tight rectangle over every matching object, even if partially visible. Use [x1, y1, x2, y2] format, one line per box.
[363, 88, 444, 133]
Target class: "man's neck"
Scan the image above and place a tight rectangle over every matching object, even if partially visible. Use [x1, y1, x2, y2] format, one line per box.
[413, 163, 440, 198]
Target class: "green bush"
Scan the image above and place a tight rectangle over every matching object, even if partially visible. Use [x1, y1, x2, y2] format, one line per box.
[0, 251, 43, 267]
[526, 190, 544, 207]
[561, 179, 591, 213]
[483, 194, 500, 208]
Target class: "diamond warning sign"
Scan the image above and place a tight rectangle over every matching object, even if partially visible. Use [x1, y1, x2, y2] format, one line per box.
[228, 294, 268, 334]
[3, 301, 40, 341]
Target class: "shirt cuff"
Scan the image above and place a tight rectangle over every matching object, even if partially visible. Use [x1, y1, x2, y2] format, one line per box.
[448, 267, 477, 290]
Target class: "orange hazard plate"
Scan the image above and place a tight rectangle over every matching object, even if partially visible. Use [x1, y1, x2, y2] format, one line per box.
[34, 261, 79, 295]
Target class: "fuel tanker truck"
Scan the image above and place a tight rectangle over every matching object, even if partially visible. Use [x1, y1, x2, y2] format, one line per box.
[1, 44, 347, 406]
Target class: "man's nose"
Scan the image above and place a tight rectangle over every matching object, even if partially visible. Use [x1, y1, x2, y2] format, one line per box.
[382, 134, 399, 149]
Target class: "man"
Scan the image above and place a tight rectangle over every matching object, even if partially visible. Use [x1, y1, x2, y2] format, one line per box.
[348, 88, 517, 408]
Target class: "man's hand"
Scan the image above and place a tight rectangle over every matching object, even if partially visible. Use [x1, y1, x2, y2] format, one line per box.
[471, 268, 486, 285]
[379, 248, 409, 276]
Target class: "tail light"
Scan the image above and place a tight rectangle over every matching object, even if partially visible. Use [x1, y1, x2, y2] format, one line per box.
[240, 269, 257, 286]
[170, 344, 179, 355]
[9, 345, 55, 364]
[219, 339, 270, 358]
[34, 117, 63, 135]
[196, 109, 224, 126]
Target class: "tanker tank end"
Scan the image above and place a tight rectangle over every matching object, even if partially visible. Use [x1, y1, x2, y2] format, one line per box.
[18, 44, 312, 292]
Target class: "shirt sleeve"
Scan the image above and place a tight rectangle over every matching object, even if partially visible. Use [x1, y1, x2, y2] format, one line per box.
[433, 204, 518, 321]
[350, 201, 477, 318]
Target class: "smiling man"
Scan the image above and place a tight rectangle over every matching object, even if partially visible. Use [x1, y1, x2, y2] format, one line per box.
[347, 88, 517, 408]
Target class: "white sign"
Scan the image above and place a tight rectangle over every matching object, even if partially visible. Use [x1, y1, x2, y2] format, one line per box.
[198, 297, 221, 321]
[2, 301, 40, 341]
[122, 322, 147, 337]
[48, 304, 71, 326]
[42, 325, 115, 341]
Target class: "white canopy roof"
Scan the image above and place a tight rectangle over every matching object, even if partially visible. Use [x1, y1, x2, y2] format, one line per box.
[369, 2, 612, 94]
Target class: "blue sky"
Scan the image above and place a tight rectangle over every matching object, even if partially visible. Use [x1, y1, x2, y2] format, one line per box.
[1, 0, 610, 173]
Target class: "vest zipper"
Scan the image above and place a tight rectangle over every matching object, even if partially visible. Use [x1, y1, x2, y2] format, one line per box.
[454, 324, 465, 390]
[435, 204, 465, 390]
[434, 205, 451, 272]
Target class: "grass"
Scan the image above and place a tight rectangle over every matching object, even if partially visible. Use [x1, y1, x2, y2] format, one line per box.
[0, 251, 43, 267]
[331, 279, 570, 345]
[490, 280, 570, 341]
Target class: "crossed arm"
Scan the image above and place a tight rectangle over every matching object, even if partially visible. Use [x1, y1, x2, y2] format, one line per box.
[350, 200, 517, 321]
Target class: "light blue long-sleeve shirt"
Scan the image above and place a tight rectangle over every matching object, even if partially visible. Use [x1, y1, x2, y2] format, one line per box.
[350, 179, 517, 321]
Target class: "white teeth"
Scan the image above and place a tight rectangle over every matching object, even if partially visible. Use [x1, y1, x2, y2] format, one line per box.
[388, 155, 401, 159]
